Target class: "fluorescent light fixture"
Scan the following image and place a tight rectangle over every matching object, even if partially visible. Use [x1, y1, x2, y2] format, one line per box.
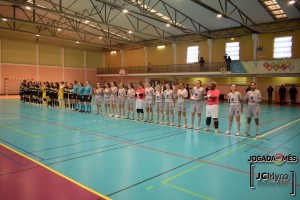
[288, 0, 295, 4]
[217, 14, 222, 18]
[230, 38, 235, 41]
[123, 9, 128, 13]
[128, 30, 133, 34]
[2, 18, 7, 21]
[76, 41, 80, 44]
[157, 45, 166, 49]
[57, 28, 61, 31]
[258, 0, 287, 20]
[84, 20, 89, 23]
[36, 34, 40, 37]
[166, 24, 170, 27]
[25, 6, 31, 10]
[110, 51, 117, 54]
[99, 37, 103, 39]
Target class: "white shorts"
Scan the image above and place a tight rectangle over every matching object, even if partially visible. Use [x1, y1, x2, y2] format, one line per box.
[177, 102, 186, 112]
[206, 104, 219, 118]
[117, 98, 125, 106]
[164, 102, 174, 112]
[96, 97, 102, 106]
[228, 105, 241, 117]
[247, 105, 260, 118]
[110, 96, 117, 105]
[155, 102, 164, 111]
[127, 98, 135, 108]
[145, 100, 153, 108]
[104, 97, 110, 105]
[136, 99, 144, 109]
[191, 101, 204, 113]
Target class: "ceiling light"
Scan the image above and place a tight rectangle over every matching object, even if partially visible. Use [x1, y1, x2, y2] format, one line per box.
[25, 6, 31, 10]
[110, 51, 117, 54]
[128, 30, 133, 34]
[84, 20, 89, 23]
[157, 45, 165, 49]
[36, 34, 40, 37]
[259, 0, 287, 20]
[76, 41, 80, 44]
[217, 14, 222, 18]
[2, 18, 7, 21]
[99, 37, 103, 39]
[166, 24, 170, 27]
[57, 28, 61, 31]
[123, 10, 128, 13]
[288, 0, 295, 4]
[230, 38, 235, 41]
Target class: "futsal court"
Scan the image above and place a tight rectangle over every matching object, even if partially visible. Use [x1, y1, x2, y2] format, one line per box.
[0, 96, 299, 200]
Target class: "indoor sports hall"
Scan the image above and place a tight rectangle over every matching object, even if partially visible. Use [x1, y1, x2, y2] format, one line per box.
[0, 1, 300, 200]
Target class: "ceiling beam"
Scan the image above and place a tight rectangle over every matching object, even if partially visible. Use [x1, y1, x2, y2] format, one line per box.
[189, 0, 258, 33]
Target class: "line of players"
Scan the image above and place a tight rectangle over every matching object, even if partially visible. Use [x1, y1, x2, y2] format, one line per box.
[19, 80, 261, 138]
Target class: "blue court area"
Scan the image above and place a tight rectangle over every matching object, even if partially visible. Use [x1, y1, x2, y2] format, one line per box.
[0, 98, 299, 200]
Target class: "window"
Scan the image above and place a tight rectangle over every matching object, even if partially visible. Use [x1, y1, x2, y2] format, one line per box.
[273, 36, 292, 58]
[186, 46, 199, 63]
[226, 42, 240, 60]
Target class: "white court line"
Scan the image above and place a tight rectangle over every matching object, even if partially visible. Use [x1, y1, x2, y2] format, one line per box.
[259, 118, 300, 138]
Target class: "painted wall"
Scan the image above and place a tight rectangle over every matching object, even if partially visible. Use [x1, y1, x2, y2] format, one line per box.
[0, 37, 101, 94]
[123, 48, 145, 67]
[86, 51, 103, 69]
[148, 45, 173, 65]
[2, 39, 36, 64]
[39, 44, 61, 66]
[104, 51, 122, 68]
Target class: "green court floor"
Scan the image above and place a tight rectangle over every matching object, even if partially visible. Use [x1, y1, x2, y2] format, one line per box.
[0, 98, 299, 200]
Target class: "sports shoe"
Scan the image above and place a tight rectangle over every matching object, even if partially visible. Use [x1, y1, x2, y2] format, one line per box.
[244, 133, 249, 137]
[195, 127, 200, 130]
[176, 124, 180, 127]
[203, 127, 209, 131]
[169, 123, 174, 126]
[214, 129, 219, 133]
[225, 130, 230, 135]
[236, 132, 240, 136]
[165, 122, 170, 125]
[255, 134, 259, 139]
[188, 126, 194, 129]
[182, 125, 187, 128]
[115, 114, 120, 118]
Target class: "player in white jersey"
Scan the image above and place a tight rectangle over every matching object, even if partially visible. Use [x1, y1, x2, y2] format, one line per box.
[244, 82, 261, 139]
[110, 82, 118, 117]
[225, 84, 243, 136]
[94, 82, 103, 115]
[189, 80, 205, 130]
[144, 82, 155, 122]
[176, 83, 188, 128]
[103, 82, 111, 116]
[154, 84, 164, 124]
[126, 83, 135, 119]
[117, 83, 126, 118]
[164, 83, 176, 126]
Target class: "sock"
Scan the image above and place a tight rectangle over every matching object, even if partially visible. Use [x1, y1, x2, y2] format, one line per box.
[197, 116, 201, 127]
[256, 125, 259, 134]
[206, 117, 211, 126]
